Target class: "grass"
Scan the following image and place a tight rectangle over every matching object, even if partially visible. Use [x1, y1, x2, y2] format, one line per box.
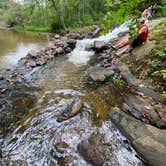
[24, 25, 52, 32]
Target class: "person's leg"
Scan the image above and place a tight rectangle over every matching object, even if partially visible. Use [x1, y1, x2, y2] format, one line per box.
[132, 38, 144, 48]
[116, 45, 131, 56]
[115, 34, 130, 48]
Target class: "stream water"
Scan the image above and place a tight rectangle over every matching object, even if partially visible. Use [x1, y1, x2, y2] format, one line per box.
[0, 29, 50, 70]
[0, 25, 144, 166]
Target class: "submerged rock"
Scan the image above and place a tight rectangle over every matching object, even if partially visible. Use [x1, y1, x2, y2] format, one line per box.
[78, 134, 111, 166]
[110, 107, 166, 166]
[88, 66, 114, 82]
[57, 97, 83, 122]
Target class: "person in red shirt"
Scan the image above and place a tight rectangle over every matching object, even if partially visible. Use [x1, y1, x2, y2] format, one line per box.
[113, 18, 149, 55]
[132, 19, 149, 48]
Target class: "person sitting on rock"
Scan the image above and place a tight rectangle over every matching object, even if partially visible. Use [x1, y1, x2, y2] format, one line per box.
[113, 19, 149, 55]
[132, 18, 149, 48]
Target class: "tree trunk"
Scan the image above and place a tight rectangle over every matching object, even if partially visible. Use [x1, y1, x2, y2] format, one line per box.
[50, 0, 66, 30]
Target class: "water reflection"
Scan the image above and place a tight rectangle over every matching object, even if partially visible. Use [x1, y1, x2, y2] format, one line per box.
[0, 29, 50, 69]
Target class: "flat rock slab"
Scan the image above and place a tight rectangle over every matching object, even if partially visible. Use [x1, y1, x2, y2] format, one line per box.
[110, 107, 166, 166]
[112, 62, 165, 103]
[88, 66, 114, 82]
[132, 41, 155, 61]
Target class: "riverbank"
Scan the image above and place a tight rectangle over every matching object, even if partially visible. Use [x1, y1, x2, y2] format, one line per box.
[85, 18, 166, 165]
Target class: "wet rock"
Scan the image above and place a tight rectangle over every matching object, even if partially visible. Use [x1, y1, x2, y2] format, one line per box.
[26, 60, 37, 67]
[0, 82, 39, 136]
[67, 39, 76, 47]
[77, 134, 111, 166]
[122, 93, 166, 127]
[88, 66, 114, 82]
[56, 47, 63, 54]
[57, 97, 83, 122]
[27, 51, 37, 59]
[110, 107, 166, 166]
[92, 25, 103, 37]
[64, 47, 72, 54]
[93, 41, 109, 51]
[156, 119, 166, 129]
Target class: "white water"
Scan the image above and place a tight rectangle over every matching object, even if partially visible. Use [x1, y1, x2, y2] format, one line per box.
[68, 21, 129, 66]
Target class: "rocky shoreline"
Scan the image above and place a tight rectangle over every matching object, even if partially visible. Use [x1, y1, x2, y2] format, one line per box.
[85, 23, 166, 165]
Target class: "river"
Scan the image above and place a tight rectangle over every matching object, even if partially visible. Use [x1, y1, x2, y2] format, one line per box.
[0, 27, 145, 165]
[0, 29, 50, 70]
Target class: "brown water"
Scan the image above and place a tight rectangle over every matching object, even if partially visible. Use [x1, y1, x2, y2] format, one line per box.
[0, 29, 50, 70]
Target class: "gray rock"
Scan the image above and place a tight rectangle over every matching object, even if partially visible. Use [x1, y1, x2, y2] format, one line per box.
[88, 66, 114, 82]
[56, 47, 64, 54]
[110, 107, 166, 166]
[78, 134, 111, 166]
[93, 41, 109, 50]
[132, 41, 155, 61]
[57, 97, 83, 122]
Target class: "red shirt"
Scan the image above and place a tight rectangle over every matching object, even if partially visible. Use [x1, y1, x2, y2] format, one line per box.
[138, 24, 149, 42]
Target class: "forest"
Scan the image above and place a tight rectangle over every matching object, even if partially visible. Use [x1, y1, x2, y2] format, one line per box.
[0, 0, 165, 32]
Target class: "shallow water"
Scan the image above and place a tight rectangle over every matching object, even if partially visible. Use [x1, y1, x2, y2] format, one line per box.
[1, 24, 144, 165]
[0, 29, 50, 70]
[1, 56, 143, 165]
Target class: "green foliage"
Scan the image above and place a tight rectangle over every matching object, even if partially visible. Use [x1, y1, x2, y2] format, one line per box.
[0, 0, 107, 32]
[162, 91, 166, 98]
[153, 1, 166, 18]
[102, 0, 143, 34]
[107, 76, 125, 89]
[3, 12, 15, 27]
[24, 25, 52, 32]
[160, 70, 166, 79]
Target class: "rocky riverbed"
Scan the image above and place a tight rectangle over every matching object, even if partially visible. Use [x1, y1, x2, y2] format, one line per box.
[0, 21, 166, 166]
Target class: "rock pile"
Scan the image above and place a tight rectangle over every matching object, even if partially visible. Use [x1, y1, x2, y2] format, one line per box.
[19, 34, 77, 68]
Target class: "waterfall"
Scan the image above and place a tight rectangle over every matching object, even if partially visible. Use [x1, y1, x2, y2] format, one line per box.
[68, 21, 129, 66]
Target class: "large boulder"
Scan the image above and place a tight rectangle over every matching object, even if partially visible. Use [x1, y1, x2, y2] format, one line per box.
[93, 41, 109, 51]
[88, 66, 114, 82]
[132, 41, 155, 61]
[77, 134, 111, 166]
[57, 97, 83, 122]
[110, 107, 166, 166]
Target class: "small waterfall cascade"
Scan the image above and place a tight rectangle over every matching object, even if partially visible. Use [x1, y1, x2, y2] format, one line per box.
[68, 21, 129, 65]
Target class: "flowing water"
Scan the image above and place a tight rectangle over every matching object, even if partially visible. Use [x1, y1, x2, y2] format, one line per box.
[1, 24, 144, 165]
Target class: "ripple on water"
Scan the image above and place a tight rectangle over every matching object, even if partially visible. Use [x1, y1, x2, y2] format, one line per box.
[2, 91, 143, 165]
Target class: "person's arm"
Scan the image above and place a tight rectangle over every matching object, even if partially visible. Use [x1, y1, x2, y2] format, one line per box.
[138, 26, 147, 35]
